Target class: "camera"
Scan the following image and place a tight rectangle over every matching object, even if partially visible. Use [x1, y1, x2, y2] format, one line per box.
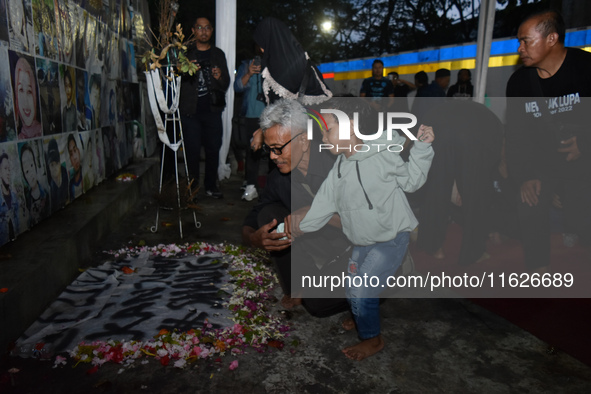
[256, 92, 266, 103]
[253, 56, 261, 67]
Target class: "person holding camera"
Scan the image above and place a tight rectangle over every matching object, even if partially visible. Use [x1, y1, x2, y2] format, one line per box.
[387, 71, 416, 112]
[179, 17, 230, 199]
[233, 47, 266, 201]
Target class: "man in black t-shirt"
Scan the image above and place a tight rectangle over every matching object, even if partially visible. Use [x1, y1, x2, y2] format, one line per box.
[447, 69, 474, 98]
[359, 59, 395, 98]
[506, 10, 591, 272]
[179, 17, 230, 199]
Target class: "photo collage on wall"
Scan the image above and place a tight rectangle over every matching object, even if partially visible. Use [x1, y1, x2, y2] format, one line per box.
[0, 0, 143, 247]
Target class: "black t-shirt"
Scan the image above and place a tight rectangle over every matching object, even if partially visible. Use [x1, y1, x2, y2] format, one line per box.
[392, 83, 411, 112]
[179, 45, 230, 116]
[446, 82, 473, 98]
[505, 48, 591, 183]
[360, 77, 395, 97]
[195, 49, 212, 113]
[393, 83, 410, 98]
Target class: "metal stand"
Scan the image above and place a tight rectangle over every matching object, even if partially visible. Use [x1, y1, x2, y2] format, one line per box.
[147, 66, 200, 238]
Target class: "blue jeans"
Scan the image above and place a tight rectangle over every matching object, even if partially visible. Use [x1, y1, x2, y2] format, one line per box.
[346, 232, 409, 339]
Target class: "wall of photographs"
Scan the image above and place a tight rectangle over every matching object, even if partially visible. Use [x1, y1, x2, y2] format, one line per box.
[0, 0, 147, 246]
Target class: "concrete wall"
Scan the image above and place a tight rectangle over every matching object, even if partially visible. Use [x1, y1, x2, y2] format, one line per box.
[0, 0, 152, 249]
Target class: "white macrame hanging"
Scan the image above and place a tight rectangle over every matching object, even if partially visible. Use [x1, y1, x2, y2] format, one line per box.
[144, 68, 182, 152]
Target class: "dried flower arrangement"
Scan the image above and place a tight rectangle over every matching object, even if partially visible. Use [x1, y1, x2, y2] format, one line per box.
[140, 0, 199, 75]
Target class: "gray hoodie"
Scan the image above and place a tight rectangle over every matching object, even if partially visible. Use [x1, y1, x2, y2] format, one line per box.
[299, 133, 434, 246]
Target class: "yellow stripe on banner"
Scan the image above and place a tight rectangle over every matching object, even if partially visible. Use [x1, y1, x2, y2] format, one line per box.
[582, 46, 591, 53]
[449, 59, 476, 70]
[333, 54, 525, 81]
[488, 54, 520, 67]
[334, 70, 372, 81]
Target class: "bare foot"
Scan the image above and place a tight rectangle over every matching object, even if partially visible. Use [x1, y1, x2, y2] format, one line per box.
[342, 335, 384, 361]
[531, 266, 549, 274]
[433, 248, 445, 259]
[341, 318, 355, 331]
[281, 295, 302, 309]
[475, 252, 491, 263]
[489, 232, 503, 244]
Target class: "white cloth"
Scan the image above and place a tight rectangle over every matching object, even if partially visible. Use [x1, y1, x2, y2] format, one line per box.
[216, 0, 237, 180]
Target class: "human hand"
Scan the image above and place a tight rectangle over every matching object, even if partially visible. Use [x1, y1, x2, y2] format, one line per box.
[498, 156, 508, 179]
[520, 179, 541, 207]
[248, 60, 261, 75]
[451, 181, 462, 207]
[417, 125, 434, 143]
[211, 66, 221, 80]
[284, 206, 310, 238]
[251, 128, 263, 151]
[557, 136, 580, 162]
[551, 193, 562, 209]
[249, 219, 291, 251]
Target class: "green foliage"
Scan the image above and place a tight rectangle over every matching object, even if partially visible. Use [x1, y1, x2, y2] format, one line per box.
[177, 51, 199, 76]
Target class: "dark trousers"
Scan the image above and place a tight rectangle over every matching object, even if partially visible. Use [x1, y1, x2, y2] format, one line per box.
[416, 100, 503, 266]
[243, 117, 262, 186]
[181, 112, 223, 191]
[517, 176, 591, 271]
[417, 128, 497, 266]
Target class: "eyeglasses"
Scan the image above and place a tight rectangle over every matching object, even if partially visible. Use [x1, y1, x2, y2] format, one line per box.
[262, 133, 304, 155]
[195, 25, 212, 31]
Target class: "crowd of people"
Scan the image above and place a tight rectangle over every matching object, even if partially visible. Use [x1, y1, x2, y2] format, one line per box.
[176, 10, 590, 361]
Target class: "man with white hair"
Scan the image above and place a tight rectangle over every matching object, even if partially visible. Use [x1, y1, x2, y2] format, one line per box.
[242, 99, 349, 314]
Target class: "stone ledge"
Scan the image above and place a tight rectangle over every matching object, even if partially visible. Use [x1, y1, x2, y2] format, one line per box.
[0, 158, 160, 354]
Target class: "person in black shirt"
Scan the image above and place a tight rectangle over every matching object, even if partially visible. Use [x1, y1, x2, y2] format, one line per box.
[416, 68, 450, 99]
[412, 69, 450, 135]
[179, 17, 230, 199]
[414, 71, 428, 94]
[387, 71, 416, 112]
[359, 59, 394, 98]
[506, 10, 591, 272]
[416, 100, 503, 265]
[447, 69, 474, 98]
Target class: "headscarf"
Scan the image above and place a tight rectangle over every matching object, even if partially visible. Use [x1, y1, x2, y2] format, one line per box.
[253, 17, 331, 105]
